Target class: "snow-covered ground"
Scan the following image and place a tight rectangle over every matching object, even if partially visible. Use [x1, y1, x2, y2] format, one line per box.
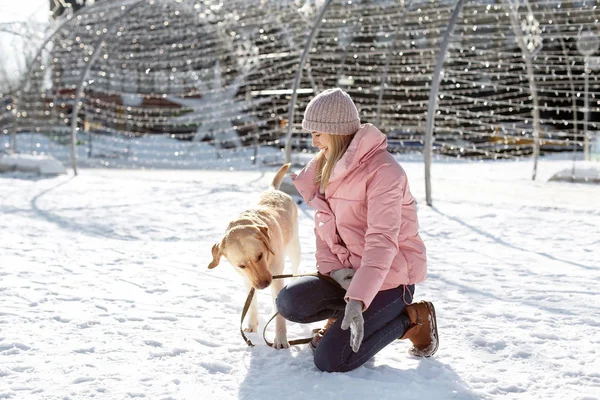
[1, 155, 599, 400]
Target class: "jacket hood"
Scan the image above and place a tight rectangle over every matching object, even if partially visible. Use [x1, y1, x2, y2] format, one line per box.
[329, 123, 387, 183]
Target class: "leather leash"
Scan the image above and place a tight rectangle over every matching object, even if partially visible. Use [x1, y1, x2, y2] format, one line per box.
[240, 272, 339, 348]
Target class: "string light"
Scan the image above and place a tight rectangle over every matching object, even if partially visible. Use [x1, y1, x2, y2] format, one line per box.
[3, 0, 598, 166]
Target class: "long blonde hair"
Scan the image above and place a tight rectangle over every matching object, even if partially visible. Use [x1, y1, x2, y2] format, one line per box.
[315, 133, 355, 191]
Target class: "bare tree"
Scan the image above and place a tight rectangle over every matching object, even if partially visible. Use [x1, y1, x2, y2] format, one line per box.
[0, 0, 72, 96]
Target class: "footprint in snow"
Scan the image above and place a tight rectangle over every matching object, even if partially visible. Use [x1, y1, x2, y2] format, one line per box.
[148, 348, 187, 359]
[199, 360, 232, 374]
[149, 315, 178, 322]
[72, 377, 95, 384]
[74, 347, 95, 354]
[145, 288, 168, 294]
[193, 338, 221, 348]
[0, 343, 31, 356]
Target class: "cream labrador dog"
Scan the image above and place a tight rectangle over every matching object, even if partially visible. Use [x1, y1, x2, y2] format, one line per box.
[208, 164, 300, 349]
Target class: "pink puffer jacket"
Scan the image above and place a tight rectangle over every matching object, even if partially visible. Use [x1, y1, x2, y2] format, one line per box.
[291, 124, 427, 310]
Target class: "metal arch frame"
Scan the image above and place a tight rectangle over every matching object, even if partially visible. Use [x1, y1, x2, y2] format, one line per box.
[69, 0, 145, 175]
[11, 0, 141, 168]
[14, 0, 554, 181]
[284, 0, 333, 165]
[424, 0, 546, 205]
[424, 0, 467, 206]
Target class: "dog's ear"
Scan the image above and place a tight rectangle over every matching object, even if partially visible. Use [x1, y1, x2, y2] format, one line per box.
[208, 242, 222, 269]
[256, 225, 275, 255]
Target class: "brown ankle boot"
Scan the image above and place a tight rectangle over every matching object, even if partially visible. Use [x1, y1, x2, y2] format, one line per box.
[309, 317, 337, 354]
[399, 301, 439, 357]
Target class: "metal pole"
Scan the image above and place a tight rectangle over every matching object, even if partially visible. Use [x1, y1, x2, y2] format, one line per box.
[503, 0, 541, 180]
[69, 0, 144, 175]
[424, 0, 466, 207]
[284, 0, 333, 164]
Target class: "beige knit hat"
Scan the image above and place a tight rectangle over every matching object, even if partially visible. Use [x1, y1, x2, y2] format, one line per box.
[302, 88, 360, 135]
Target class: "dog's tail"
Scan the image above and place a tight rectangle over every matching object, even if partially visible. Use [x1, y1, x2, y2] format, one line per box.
[270, 163, 291, 190]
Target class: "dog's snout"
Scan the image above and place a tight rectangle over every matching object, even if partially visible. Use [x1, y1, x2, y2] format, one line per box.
[255, 279, 272, 290]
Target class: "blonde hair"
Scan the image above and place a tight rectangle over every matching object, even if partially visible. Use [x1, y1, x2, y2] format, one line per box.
[315, 133, 355, 191]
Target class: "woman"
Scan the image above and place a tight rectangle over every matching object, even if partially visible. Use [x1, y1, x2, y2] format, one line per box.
[276, 88, 438, 373]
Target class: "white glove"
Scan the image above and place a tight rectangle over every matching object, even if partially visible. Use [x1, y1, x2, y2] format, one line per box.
[340, 299, 364, 353]
[330, 268, 355, 290]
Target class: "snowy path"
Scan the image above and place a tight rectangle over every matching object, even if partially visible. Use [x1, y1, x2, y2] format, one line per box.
[0, 159, 598, 399]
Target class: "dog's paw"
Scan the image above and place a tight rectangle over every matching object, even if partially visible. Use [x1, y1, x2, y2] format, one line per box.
[273, 335, 290, 349]
[244, 325, 258, 333]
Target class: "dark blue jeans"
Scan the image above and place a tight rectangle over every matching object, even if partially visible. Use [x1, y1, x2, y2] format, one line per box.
[276, 275, 414, 372]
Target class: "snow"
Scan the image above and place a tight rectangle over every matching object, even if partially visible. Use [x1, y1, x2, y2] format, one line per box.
[0, 155, 599, 400]
[0, 153, 66, 175]
[549, 161, 600, 183]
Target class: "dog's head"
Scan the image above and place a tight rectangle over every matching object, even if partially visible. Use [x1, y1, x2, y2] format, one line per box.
[208, 224, 275, 289]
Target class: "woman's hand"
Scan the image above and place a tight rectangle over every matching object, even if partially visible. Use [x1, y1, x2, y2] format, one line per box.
[341, 299, 364, 352]
[330, 268, 355, 290]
